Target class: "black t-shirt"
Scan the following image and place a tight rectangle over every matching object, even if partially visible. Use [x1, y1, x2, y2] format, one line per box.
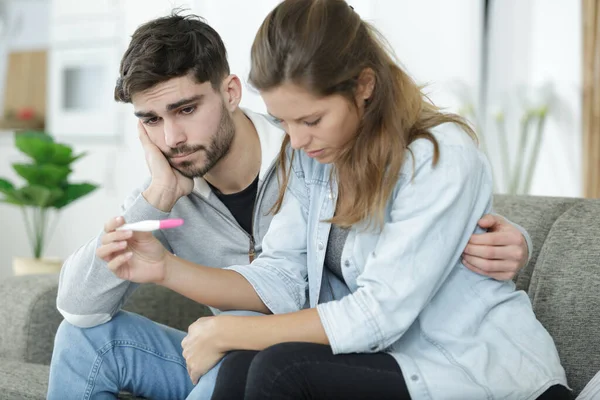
[206, 175, 259, 235]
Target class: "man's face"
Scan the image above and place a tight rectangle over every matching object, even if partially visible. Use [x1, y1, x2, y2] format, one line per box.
[132, 75, 235, 178]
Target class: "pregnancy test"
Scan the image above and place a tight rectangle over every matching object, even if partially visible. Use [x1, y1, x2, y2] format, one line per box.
[116, 218, 184, 232]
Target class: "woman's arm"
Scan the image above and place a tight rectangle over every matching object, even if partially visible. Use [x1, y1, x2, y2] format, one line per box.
[159, 180, 310, 314]
[160, 255, 271, 314]
[183, 308, 327, 383]
[216, 309, 329, 351]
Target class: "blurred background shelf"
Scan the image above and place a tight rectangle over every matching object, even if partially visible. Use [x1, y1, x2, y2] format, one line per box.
[0, 119, 45, 131]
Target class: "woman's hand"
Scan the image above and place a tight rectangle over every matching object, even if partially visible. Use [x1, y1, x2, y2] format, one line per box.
[182, 316, 228, 384]
[96, 216, 169, 284]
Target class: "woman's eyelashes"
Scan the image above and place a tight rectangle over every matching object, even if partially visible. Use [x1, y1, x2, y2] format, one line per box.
[272, 117, 322, 127]
[304, 117, 321, 127]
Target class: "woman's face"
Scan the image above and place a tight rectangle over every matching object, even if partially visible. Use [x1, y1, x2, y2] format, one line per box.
[260, 82, 363, 164]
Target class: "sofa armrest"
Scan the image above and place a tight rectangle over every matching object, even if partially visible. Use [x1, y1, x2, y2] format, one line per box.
[0, 274, 62, 365]
[0, 273, 213, 366]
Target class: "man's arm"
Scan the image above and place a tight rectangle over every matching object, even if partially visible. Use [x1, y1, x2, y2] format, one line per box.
[58, 123, 196, 328]
[462, 214, 530, 280]
[56, 183, 173, 328]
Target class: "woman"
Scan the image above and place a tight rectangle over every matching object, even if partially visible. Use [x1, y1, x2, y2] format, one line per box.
[105, 1, 569, 398]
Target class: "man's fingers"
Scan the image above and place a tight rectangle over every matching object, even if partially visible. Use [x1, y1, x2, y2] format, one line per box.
[463, 257, 518, 281]
[463, 243, 524, 261]
[462, 254, 520, 274]
[468, 231, 520, 246]
[464, 244, 502, 260]
[463, 258, 485, 274]
[138, 121, 162, 156]
[463, 254, 503, 272]
[137, 121, 152, 146]
[477, 214, 500, 228]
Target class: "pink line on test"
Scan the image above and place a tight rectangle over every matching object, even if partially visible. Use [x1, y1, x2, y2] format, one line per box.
[159, 219, 184, 229]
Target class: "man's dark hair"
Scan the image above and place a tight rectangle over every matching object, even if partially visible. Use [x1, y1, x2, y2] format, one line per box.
[114, 12, 230, 103]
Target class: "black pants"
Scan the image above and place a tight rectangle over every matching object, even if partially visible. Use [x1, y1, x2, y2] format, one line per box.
[211, 342, 571, 400]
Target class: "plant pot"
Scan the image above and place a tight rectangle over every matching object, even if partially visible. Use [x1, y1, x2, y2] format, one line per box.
[12, 256, 63, 276]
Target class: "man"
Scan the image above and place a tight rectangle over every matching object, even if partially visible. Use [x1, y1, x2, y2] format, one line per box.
[47, 13, 530, 399]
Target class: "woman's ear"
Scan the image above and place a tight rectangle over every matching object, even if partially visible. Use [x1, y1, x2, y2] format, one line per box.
[355, 68, 376, 104]
[221, 74, 242, 111]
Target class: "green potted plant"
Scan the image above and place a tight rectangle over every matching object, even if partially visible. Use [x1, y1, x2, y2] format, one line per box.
[0, 131, 99, 275]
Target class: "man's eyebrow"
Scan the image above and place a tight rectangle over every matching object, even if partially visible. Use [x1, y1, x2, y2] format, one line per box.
[134, 95, 204, 118]
[134, 110, 156, 118]
[166, 95, 204, 111]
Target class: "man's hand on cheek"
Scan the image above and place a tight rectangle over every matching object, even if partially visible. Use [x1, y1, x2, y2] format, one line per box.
[138, 121, 194, 212]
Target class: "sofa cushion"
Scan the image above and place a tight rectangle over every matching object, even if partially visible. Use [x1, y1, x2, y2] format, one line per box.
[494, 195, 581, 292]
[528, 200, 600, 396]
[0, 359, 50, 400]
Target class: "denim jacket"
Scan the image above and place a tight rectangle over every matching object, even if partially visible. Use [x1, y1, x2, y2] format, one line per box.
[228, 123, 568, 399]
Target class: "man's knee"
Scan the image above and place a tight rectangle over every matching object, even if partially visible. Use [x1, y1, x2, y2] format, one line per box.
[54, 311, 130, 350]
[54, 318, 86, 347]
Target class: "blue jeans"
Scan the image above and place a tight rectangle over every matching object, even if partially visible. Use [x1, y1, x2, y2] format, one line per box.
[47, 310, 260, 400]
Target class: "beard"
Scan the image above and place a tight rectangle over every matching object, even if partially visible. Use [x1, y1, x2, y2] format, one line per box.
[165, 103, 235, 178]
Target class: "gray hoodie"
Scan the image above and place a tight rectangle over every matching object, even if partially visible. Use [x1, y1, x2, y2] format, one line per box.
[56, 109, 284, 327]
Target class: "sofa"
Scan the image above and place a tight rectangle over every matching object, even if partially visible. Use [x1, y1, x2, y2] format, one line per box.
[1, 194, 599, 399]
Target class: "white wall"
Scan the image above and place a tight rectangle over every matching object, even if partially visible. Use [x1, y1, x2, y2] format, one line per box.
[0, 0, 52, 279]
[528, 0, 581, 197]
[485, 0, 581, 196]
[198, 0, 483, 115]
[193, 0, 282, 113]
[372, 0, 483, 110]
[0, 0, 583, 279]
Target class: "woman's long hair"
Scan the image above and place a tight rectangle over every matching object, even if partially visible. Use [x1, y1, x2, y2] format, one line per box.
[249, 0, 475, 228]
